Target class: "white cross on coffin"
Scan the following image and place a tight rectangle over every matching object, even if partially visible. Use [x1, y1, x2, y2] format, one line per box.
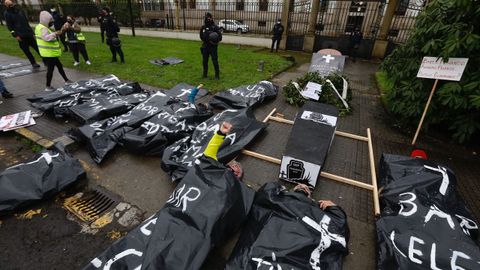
[322, 54, 335, 63]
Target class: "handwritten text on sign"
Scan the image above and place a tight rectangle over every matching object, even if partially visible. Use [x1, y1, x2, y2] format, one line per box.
[416, 57, 468, 81]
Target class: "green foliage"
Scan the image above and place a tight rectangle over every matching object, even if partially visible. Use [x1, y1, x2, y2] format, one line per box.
[381, 0, 480, 143]
[283, 72, 352, 116]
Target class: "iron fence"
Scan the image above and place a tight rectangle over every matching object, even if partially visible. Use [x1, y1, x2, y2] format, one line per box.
[0, 0, 425, 52]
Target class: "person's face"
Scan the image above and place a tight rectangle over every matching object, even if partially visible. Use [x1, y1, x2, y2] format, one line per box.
[67, 16, 73, 23]
[5, 0, 15, 8]
[293, 184, 311, 198]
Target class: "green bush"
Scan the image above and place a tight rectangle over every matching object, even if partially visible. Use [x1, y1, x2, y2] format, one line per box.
[381, 0, 480, 143]
[283, 72, 352, 116]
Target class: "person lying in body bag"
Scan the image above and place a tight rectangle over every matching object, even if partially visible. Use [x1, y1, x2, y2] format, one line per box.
[83, 121, 254, 270]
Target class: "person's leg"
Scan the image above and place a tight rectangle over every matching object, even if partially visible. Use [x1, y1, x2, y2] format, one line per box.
[18, 39, 36, 65]
[201, 47, 209, 77]
[44, 57, 55, 87]
[54, 58, 69, 81]
[275, 39, 280, 52]
[60, 33, 68, 52]
[211, 46, 219, 79]
[100, 28, 105, 43]
[271, 39, 275, 52]
[109, 44, 117, 62]
[27, 35, 41, 56]
[71, 43, 80, 63]
[0, 79, 13, 98]
[116, 46, 124, 63]
[79, 43, 90, 62]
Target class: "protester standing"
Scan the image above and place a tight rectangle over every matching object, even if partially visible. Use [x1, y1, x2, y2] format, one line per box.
[97, 13, 105, 43]
[35, 11, 72, 91]
[200, 12, 222, 80]
[102, 7, 124, 64]
[0, 79, 13, 100]
[50, 6, 68, 52]
[271, 19, 284, 53]
[349, 27, 363, 62]
[64, 15, 91, 66]
[3, 0, 41, 68]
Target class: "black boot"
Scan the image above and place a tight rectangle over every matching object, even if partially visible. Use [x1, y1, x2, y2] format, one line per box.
[2, 90, 13, 98]
[203, 71, 208, 78]
[214, 73, 220, 80]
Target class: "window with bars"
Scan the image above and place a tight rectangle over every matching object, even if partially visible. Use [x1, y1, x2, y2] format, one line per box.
[236, 0, 245, 10]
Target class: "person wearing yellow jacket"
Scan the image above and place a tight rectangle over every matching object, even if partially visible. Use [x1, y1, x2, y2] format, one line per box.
[35, 10, 72, 91]
[204, 121, 243, 180]
[64, 15, 90, 66]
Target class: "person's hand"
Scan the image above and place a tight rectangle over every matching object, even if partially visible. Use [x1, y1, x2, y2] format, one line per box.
[319, 200, 335, 210]
[15, 36, 22, 41]
[220, 121, 232, 135]
[293, 184, 311, 197]
[55, 30, 63, 36]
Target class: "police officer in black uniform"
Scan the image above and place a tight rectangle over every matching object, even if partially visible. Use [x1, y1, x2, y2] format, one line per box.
[101, 7, 124, 64]
[271, 19, 284, 53]
[200, 12, 222, 80]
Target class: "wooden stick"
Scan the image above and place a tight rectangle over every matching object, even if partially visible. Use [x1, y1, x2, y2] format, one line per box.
[367, 128, 380, 216]
[242, 149, 374, 190]
[320, 171, 374, 190]
[412, 79, 439, 145]
[335, 130, 369, 142]
[241, 149, 281, 164]
[269, 116, 294, 125]
[263, 108, 277, 123]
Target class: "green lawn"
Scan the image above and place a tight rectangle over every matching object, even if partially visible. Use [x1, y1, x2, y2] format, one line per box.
[0, 25, 293, 92]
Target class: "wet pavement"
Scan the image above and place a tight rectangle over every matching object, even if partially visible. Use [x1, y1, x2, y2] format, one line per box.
[0, 52, 479, 270]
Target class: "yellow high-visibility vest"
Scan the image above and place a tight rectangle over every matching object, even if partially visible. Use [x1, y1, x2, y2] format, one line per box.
[34, 24, 61, 57]
[76, 32, 86, 41]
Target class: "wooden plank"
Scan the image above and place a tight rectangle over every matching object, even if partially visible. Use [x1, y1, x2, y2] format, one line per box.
[367, 128, 380, 216]
[262, 108, 277, 123]
[335, 130, 369, 142]
[320, 171, 374, 190]
[269, 116, 294, 125]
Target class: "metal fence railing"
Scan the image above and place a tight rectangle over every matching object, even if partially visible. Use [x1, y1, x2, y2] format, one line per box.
[0, 0, 425, 49]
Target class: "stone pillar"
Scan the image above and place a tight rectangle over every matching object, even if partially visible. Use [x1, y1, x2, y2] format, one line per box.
[372, 0, 398, 58]
[279, 0, 291, 50]
[175, 0, 181, 30]
[303, 0, 320, 52]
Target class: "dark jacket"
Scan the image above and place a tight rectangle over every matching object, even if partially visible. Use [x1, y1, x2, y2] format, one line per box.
[51, 11, 65, 31]
[4, 6, 34, 38]
[199, 22, 222, 47]
[103, 14, 120, 39]
[272, 22, 284, 39]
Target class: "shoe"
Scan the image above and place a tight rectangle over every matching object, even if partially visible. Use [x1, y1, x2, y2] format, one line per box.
[86, 61, 91, 65]
[214, 76, 220, 80]
[202, 72, 208, 78]
[65, 80, 74, 85]
[111, 59, 117, 63]
[32, 62, 40, 68]
[73, 61, 80, 66]
[44, 86, 55, 91]
[120, 61, 125, 64]
[1, 91, 13, 98]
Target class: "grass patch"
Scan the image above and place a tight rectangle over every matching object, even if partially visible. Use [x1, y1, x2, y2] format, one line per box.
[0, 25, 292, 92]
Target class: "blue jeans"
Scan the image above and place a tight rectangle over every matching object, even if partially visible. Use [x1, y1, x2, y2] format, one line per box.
[0, 80, 5, 93]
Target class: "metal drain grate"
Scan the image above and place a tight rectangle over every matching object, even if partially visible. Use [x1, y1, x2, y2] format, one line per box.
[64, 186, 119, 224]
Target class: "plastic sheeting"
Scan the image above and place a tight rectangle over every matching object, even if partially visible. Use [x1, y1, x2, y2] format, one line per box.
[0, 144, 85, 213]
[69, 93, 149, 124]
[162, 108, 266, 181]
[376, 154, 480, 270]
[119, 102, 213, 156]
[28, 75, 143, 118]
[69, 91, 172, 163]
[167, 83, 208, 102]
[83, 155, 255, 270]
[209, 81, 278, 109]
[226, 182, 349, 270]
[149, 57, 184, 66]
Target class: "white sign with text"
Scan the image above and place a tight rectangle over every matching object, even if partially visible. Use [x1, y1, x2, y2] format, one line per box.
[416, 57, 468, 81]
